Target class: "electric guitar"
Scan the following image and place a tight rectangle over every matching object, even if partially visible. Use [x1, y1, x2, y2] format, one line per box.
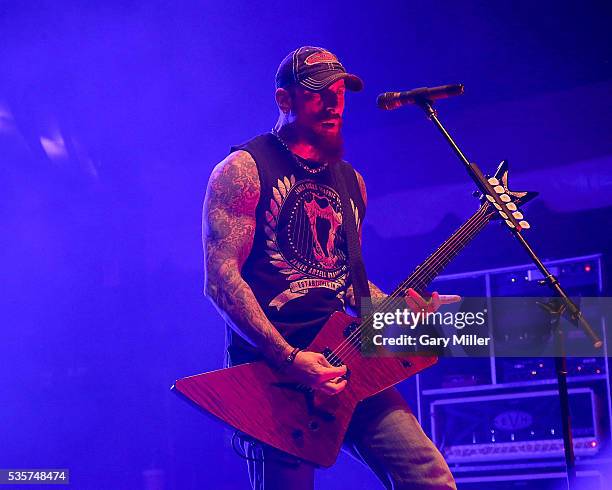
[173, 161, 536, 467]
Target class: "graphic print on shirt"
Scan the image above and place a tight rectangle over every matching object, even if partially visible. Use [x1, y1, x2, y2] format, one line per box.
[265, 175, 360, 310]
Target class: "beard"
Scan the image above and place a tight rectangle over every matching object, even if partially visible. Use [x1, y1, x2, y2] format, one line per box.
[281, 116, 345, 163]
[309, 124, 344, 163]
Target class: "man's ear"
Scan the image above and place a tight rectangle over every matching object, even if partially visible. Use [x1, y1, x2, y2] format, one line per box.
[275, 87, 292, 114]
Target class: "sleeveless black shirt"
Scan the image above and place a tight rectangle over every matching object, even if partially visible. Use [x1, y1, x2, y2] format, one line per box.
[225, 132, 366, 365]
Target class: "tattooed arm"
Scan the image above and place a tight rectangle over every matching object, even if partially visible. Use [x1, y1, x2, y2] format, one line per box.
[346, 281, 389, 310]
[203, 151, 293, 367]
[204, 151, 348, 392]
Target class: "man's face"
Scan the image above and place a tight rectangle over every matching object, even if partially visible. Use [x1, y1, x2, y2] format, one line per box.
[288, 79, 346, 161]
[292, 79, 346, 136]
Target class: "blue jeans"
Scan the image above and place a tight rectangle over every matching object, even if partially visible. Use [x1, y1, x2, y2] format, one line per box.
[242, 387, 456, 490]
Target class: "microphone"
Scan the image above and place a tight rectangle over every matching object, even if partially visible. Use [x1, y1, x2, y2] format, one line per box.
[377, 84, 464, 110]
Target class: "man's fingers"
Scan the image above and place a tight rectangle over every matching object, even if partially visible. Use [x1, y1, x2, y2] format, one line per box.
[438, 294, 461, 304]
[318, 378, 348, 395]
[406, 288, 426, 308]
[406, 288, 461, 313]
[405, 296, 422, 313]
[429, 291, 441, 312]
[317, 353, 333, 368]
[318, 365, 347, 382]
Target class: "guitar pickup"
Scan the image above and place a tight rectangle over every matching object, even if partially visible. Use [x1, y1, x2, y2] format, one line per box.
[343, 322, 362, 349]
[322, 347, 351, 380]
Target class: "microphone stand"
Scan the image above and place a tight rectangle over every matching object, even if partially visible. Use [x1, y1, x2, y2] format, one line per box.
[538, 299, 577, 488]
[412, 98, 603, 490]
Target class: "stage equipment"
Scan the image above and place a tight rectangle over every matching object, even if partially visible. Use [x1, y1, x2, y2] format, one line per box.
[381, 85, 601, 349]
[377, 84, 464, 110]
[419, 255, 610, 485]
[432, 388, 601, 463]
[383, 85, 603, 489]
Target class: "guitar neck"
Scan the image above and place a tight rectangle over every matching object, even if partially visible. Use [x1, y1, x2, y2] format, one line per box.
[389, 204, 491, 300]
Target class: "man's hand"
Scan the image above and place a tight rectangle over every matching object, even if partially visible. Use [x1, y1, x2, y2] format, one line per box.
[405, 288, 461, 313]
[282, 350, 348, 396]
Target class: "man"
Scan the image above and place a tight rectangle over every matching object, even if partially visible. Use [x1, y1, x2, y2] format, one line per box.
[202, 46, 457, 489]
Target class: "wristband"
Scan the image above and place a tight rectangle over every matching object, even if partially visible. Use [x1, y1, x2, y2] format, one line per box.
[284, 347, 301, 366]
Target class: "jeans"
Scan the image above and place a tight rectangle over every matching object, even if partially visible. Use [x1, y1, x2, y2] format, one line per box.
[242, 387, 456, 490]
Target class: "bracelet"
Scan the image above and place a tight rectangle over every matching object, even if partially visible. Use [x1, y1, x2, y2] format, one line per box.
[284, 347, 301, 366]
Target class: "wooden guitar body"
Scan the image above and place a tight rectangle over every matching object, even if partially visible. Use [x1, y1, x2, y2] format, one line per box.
[173, 311, 436, 467]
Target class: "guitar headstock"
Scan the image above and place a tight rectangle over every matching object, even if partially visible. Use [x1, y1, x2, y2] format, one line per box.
[479, 160, 538, 229]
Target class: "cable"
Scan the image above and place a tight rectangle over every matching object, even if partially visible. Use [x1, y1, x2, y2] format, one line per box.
[231, 431, 264, 463]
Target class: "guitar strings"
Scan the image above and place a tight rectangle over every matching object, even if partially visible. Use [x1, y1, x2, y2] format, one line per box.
[335, 205, 490, 364]
[335, 205, 489, 363]
[333, 207, 488, 365]
[329, 204, 490, 364]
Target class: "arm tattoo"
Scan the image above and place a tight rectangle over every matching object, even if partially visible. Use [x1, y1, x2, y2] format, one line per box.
[368, 281, 388, 307]
[202, 150, 291, 366]
[346, 281, 388, 311]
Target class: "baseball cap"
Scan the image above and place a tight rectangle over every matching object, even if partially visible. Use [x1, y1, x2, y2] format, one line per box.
[275, 46, 364, 92]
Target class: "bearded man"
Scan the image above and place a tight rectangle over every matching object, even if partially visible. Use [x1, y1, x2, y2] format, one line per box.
[202, 46, 457, 490]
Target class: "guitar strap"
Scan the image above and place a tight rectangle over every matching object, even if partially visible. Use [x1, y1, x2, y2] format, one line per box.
[330, 162, 371, 315]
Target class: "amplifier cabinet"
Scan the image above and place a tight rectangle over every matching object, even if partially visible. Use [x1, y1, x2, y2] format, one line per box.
[431, 388, 601, 463]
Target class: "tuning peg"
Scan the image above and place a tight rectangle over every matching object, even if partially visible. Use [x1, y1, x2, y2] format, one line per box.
[512, 211, 524, 219]
[519, 221, 531, 229]
[505, 220, 515, 228]
[486, 195, 495, 203]
[488, 177, 499, 185]
[500, 194, 511, 202]
[493, 202, 502, 210]
[493, 185, 505, 194]
[499, 211, 508, 219]
[506, 202, 517, 211]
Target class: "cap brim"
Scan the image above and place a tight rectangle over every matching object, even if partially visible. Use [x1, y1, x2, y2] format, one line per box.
[300, 71, 364, 92]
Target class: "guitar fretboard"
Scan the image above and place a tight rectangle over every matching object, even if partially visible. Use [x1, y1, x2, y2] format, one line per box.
[375, 204, 491, 313]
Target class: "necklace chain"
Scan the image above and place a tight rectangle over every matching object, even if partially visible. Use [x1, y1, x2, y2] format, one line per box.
[271, 130, 329, 174]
